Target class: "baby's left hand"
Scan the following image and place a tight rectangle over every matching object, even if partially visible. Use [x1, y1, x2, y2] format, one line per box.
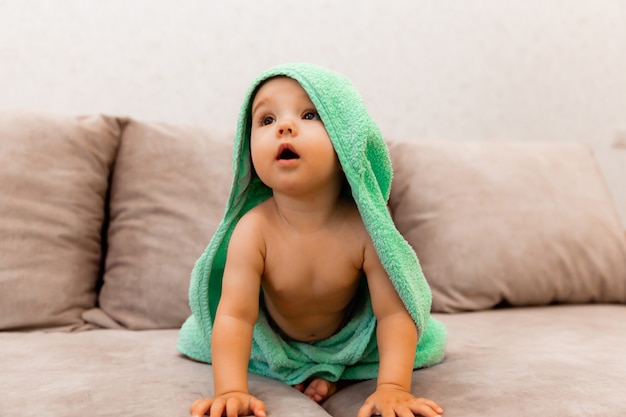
[356, 384, 443, 417]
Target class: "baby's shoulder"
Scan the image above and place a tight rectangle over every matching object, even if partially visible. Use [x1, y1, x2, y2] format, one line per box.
[237, 200, 273, 226]
[228, 202, 274, 252]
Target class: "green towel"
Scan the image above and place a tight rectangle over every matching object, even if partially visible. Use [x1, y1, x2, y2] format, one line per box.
[177, 63, 446, 385]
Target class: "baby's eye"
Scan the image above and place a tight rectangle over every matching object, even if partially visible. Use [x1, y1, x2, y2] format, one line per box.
[259, 115, 275, 126]
[302, 111, 320, 121]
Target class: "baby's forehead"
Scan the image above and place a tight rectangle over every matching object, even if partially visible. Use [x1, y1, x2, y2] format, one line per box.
[251, 76, 313, 107]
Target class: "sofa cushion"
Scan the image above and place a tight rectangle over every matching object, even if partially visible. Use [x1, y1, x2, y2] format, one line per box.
[388, 141, 626, 313]
[0, 110, 121, 330]
[89, 119, 232, 329]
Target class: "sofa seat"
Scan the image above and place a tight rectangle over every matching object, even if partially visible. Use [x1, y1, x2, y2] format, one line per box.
[324, 304, 626, 417]
[1, 305, 623, 417]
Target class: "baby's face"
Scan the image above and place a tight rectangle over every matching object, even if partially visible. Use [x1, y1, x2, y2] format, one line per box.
[250, 77, 341, 196]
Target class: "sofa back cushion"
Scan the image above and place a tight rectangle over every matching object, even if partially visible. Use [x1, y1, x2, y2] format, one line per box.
[0, 110, 121, 330]
[388, 140, 626, 313]
[85, 119, 233, 329]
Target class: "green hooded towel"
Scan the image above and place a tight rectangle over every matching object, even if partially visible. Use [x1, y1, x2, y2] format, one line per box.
[177, 63, 446, 385]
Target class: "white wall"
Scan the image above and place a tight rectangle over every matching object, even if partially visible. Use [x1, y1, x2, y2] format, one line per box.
[1, 0, 625, 220]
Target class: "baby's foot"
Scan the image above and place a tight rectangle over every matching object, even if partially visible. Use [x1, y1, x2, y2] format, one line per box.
[294, 378, 337, 403]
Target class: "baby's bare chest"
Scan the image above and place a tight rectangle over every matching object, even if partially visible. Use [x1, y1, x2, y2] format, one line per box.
[262, 232, 364, 298]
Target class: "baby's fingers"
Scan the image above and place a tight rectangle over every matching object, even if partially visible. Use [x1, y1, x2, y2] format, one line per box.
[408, 398, 443, 417]
[209, 398, 227, 417]
[356, 399, 376, 417]
[250, 397, 267, 417]
[226, 397, 243, 417]
[190, 398, 214, 417]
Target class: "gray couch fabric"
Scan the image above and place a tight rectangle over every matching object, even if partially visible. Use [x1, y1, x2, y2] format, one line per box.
[2, 305, 625, 416]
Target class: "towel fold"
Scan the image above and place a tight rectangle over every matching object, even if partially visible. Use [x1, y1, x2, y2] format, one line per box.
[177, 63, 447, 384]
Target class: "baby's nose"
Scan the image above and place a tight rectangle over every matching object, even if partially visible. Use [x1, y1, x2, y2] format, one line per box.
[277, 120, 297, 136]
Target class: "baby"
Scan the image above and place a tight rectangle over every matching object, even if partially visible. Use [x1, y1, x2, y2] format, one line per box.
[178, 63, 447, 417]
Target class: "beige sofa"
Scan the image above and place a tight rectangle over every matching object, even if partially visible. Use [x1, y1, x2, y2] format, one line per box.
[1, 109, 625, 417]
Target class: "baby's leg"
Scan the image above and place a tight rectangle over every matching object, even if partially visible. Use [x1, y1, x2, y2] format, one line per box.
[294, 378, 339, 403]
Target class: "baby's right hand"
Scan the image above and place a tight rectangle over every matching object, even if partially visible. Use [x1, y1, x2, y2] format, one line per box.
[190, 393, 266, 417]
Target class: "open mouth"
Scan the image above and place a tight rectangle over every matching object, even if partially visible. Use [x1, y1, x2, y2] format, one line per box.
[276, 144, 300, 160]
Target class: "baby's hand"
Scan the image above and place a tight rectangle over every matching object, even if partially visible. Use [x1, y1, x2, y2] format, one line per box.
[190, 392, 266, 417]
[356, 384, 443, 417]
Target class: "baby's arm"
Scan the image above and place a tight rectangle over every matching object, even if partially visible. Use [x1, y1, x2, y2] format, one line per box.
[360, 239, 444, 417]
[190, 214, 266, 417]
